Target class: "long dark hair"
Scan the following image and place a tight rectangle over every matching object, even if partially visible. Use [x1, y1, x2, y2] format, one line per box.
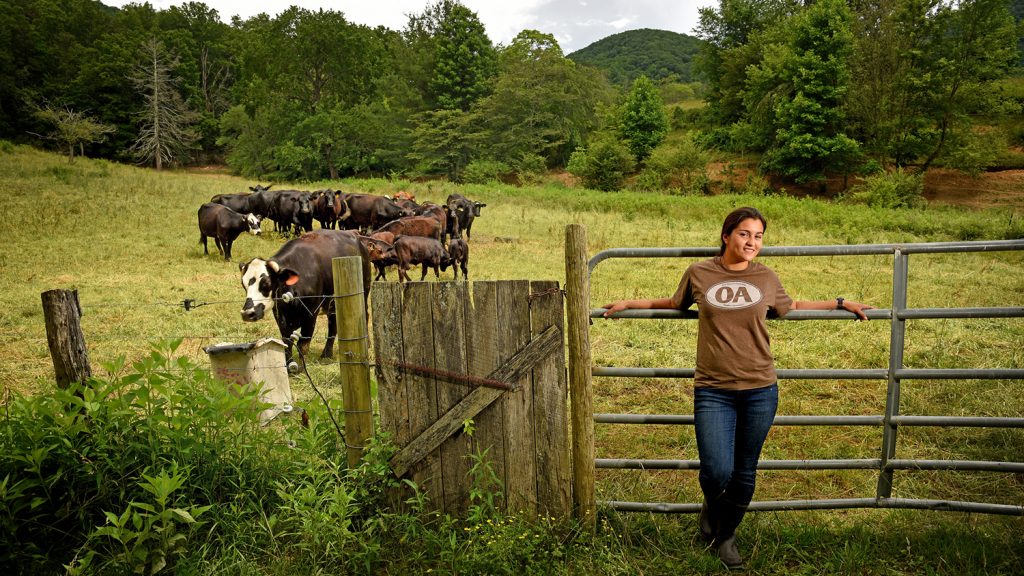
[719, 207, 767, 255]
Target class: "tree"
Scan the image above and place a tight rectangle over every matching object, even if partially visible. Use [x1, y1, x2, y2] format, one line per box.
[747, 0, 862, 183]
[619, 75, 669, 163]
[128, 38, 199, 170]
[31, 103, 115, 161]
[470, 30, 613, 169]
[427, 1, 497, 110]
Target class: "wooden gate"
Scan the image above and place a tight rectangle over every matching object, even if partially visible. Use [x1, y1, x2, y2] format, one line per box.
[371, 280, 571, 517]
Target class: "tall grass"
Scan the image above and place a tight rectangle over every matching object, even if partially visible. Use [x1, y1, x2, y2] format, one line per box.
[1, 145, 1022, 573]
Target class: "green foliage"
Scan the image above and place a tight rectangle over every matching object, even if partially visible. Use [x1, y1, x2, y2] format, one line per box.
[754, 0, 863, 184]
[848, 168, 925, 209]
[74, 464, 212, 575]
[618, 75, 669, 163]
[567, 28, 703, 85]
[0, 341, 302, 572]
[936, 128, 1006, 176]
[472, 30, 614, 169]
[428, 1, 497, 111]
[567, 137, 636, 191]
[462, 159, 511, 184]
[633, 133, 711, 194]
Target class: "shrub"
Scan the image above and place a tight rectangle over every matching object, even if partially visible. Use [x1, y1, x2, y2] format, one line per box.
[848, 168, 925, 209]
[567, 138, 636, 192]
[633, 134, 710, 194]
[463, 159, 511, 184]
[0, 341, 304, 572]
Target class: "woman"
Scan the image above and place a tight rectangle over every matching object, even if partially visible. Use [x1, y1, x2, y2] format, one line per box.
[602, 206, 872, 569]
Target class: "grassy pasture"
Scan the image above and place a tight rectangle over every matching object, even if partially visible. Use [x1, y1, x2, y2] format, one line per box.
[1, 145, 1022, 573]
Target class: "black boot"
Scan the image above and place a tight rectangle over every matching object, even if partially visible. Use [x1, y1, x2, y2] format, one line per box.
[713, 496, 748, 570]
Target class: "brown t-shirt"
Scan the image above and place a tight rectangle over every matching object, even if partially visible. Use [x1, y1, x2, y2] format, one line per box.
[670, 257, 793, 390]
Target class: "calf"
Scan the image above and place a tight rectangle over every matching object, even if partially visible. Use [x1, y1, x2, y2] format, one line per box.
[356, 235, 397, 281]
[198, 202, 261, 261]
[238, 230, 371, 364]
[441, 238, 469, 280]
[392, 235, 449, 283]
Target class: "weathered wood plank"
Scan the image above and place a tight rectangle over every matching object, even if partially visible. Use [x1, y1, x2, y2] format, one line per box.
[370, 282, 407, 446]
[529, 280, 571, 517]
[498, 280, 537, 514]
[466, 281, 506, 512]
[389, 325, 561, 479]
[401, 282, 443, 510]
[432, 282, 471, 516]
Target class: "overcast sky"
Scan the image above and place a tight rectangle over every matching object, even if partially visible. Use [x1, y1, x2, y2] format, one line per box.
[102, 0, 714, 54]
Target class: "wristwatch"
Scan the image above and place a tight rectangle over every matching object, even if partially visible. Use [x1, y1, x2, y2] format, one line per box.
[836, 297, 845, 310]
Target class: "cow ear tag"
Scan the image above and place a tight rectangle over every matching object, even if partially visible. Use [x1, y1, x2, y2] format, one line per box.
[284, 274, 301, 286]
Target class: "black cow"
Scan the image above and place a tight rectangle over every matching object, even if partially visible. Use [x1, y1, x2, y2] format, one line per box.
[269, 190, 314, 236]
[246, 184, 276, 220]
[446, 193, 486, 240]
[392, 235, 449, 283]
[340, 193, 414, 233]
[442, 237, 469, 280]
[238, 229, 371, 365]
[210, 193, 252, 214]
[312, 189, 351, 230]
[198, 203, 262, 261]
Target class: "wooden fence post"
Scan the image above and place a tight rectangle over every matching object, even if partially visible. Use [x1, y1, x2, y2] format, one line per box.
[333, 257, 373, 468]
[564, 224, 596, 530]
[41, 288, 92, 389]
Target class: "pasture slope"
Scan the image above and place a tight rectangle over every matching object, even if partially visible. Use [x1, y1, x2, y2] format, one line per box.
[0, 145, 1022, 574]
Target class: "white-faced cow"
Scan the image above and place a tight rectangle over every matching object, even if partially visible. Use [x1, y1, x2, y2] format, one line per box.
[198, 203, 262, 261]
[446, 193, 486, 240]
[238, 230, 371, 365]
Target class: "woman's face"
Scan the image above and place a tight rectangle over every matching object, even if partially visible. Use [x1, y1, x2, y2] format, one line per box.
[722, 217, 764, 266]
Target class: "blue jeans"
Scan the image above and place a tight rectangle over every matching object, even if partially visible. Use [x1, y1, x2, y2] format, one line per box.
[694, 384, 778, 506]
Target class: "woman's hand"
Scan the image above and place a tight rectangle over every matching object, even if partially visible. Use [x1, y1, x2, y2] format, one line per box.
[841, 300, 874, 321]
[601, 301, 631, 318]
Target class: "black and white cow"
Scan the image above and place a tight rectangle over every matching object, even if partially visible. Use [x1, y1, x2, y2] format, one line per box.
[198, 202, 262, 261]
[238, 229, 371, 366]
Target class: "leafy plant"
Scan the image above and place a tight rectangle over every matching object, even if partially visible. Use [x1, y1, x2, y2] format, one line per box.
[74, 463, 212, 575]
[567, 137, 636, 191]
[847, 168, 925, 209]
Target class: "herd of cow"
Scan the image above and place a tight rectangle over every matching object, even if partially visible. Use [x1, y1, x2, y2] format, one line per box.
[196, 185, 487, 365]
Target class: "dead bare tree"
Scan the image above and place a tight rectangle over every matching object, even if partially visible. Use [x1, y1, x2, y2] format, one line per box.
[127, 38, 199, 170]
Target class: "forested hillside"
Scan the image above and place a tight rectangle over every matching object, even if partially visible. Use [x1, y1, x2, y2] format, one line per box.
[1, 0, 1020, 189]
[566, 28, 703, 85]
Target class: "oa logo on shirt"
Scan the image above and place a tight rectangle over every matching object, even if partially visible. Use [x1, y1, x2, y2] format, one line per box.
[707, 281, 762, 309]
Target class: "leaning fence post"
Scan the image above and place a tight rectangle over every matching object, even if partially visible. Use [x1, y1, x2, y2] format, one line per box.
[565, 224, 596, 530]
[41, 288, 92, 390]
[333, 256, 373, 468]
